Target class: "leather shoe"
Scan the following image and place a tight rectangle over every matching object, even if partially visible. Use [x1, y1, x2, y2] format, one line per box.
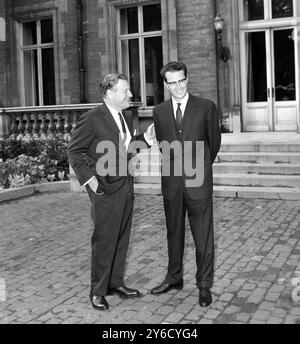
[150, 281, 183, 295]
[199, 286, 212, 307]
[90, 295, 109, 311]
[108, 286, 141, 299]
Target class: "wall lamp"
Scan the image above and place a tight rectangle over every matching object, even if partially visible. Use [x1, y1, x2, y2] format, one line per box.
[213, 14, 230, 62]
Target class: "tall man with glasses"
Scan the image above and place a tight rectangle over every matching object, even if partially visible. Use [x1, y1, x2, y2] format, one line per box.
[68, 74, 155, 311]
[150, 62, 221, 307]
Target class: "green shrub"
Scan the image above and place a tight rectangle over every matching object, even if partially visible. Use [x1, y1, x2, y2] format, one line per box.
[0, 136, 69, 189]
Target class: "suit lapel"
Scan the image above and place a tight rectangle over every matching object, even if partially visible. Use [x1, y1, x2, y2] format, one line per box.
[102, 103, 121, 141]
[123, 112, 133, 137]
[182, 95, 198, 140]
[164, 99, 177, 139]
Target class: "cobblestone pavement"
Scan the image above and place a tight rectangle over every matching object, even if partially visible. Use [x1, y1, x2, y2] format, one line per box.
[0, 192, 300, 324]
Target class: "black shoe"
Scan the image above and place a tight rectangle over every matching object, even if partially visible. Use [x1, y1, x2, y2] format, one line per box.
[90, 295, 109, 311]
[199, 286, 212, 307]
[150, 281, 183, 295]
[108, 286, 141, 299]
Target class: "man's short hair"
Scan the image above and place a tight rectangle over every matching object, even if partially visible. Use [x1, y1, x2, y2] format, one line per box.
[99, 73, 128, 97]
[160, 62, 187, 82]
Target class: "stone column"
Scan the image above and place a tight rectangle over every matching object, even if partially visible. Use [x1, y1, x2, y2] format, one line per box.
[0, 110, 11, 139]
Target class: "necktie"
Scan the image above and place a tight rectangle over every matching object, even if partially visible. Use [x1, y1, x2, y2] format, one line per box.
[118, 112, 127, 142]
[176, 103, 182, 129]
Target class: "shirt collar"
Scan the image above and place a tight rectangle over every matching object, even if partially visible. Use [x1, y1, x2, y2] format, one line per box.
[105, 102, 120, 118]
[171, 93, 189, 109]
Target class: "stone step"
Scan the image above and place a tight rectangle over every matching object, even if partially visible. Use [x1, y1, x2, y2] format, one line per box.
[130, 162, 161, 173]
[213, 185, 300, 200]
[213, 162, 300, 175]
[218, 152, 300, 164]
[134, 183, 161, 195]
[134, 183, 300, 200]
[213, 173, 300, 188]
[134, 173, 161, 184]
[135, 172, 300, 187]
[220, 143, 300, 153]
[134, 161, 300, 175]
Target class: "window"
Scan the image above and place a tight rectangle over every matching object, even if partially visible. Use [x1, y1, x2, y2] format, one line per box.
[118, 3, 164, 107]
[21, 18, 56, 106]
[243, 0, 294, 21]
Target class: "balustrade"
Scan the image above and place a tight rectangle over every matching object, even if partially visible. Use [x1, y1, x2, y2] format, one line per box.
[0, 103, 143, 141]
[0, 104, 101, 141]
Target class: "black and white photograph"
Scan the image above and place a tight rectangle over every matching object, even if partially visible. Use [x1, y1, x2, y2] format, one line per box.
[0, 0, 300, 330]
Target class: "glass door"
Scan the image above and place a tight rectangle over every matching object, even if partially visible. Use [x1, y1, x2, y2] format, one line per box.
[272, 28, 297, 131]
[241, 30, 272, 131]
[241, 28, 298, 131]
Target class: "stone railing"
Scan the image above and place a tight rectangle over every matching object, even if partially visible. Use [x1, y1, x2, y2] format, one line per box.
[0, 102, 142, 140]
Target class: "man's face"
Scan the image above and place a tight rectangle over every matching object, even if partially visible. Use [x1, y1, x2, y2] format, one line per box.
[165, 70, 188, 101]
[107, 79, 133, 111]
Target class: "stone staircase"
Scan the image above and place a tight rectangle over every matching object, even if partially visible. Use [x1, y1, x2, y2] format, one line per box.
[134, 140, 300, 200]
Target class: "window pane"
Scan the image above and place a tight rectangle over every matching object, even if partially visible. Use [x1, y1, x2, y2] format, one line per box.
[24, 50, 39, 106]
[243, 0, 264, 21]
[274, 29, 295, 101]
[23, 21, 37, 45]
[246, 32, 267, 102]
[120, 7, 138, 34]
[42, 48, 56, 105]
[272, 0, 293, 18]
[143, 4, 161, 32]
[121, 39, 141, 102]
[144, 36, 163, 106]
[41, 18, 53, 43]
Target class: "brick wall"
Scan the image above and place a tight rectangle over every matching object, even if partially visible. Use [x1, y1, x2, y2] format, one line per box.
[176, 0, 218, 103]
[0, 0, 231, 110]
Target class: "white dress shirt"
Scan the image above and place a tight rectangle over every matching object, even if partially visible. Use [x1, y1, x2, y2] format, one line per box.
[171, 93, 189, 119]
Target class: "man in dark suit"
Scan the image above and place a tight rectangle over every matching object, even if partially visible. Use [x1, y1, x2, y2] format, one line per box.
[67, 73, 155, 311]
[150, 62, 221, 307]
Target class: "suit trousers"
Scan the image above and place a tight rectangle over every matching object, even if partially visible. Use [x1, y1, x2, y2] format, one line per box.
[163, 189, 214, 289]
[87, 179, 134, 296]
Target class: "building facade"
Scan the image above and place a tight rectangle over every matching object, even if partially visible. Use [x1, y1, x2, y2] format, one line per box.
[0, 0, 299, 135]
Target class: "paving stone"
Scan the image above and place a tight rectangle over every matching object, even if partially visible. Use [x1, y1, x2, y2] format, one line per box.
[164, 312, 185, 323]
[0, 192, 299, 324]
[252, 310, 271, 321]
[219, 293, 234, 302]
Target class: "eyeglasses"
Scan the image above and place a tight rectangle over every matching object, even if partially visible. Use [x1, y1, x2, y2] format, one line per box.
[166, 78, 187, 88]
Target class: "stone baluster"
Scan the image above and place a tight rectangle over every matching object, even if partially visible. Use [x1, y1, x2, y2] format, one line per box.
[39, 113, 48, 139]
[63, 112, 71, 141]
[17, 114, 25, 140]
[10, 114, 18, 139]
[24, 113, 33, 140]
[47, 112, 56, 138]
[32, 112, 40, 139]
[71, 111, 79, 134]
[55, 112, 64, 138]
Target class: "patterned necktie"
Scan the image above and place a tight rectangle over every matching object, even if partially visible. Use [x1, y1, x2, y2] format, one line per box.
[118, 112, 127, 143]
[176, 103, 182, 129]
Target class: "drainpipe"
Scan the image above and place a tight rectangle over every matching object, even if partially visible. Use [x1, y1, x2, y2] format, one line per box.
[212, 0, 222, 121]
[76, 0, 86, 103]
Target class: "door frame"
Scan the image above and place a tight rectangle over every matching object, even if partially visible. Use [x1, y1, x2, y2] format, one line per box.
[238, 1, 300, 132]
[240, 26, 299, 132]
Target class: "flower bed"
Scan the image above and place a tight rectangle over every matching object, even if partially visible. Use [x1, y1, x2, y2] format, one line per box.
[0, 136, 69, 190]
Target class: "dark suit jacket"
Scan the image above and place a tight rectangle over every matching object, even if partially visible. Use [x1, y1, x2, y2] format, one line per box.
[153, 94, 221, 200]
[67, 103, 148, 194]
